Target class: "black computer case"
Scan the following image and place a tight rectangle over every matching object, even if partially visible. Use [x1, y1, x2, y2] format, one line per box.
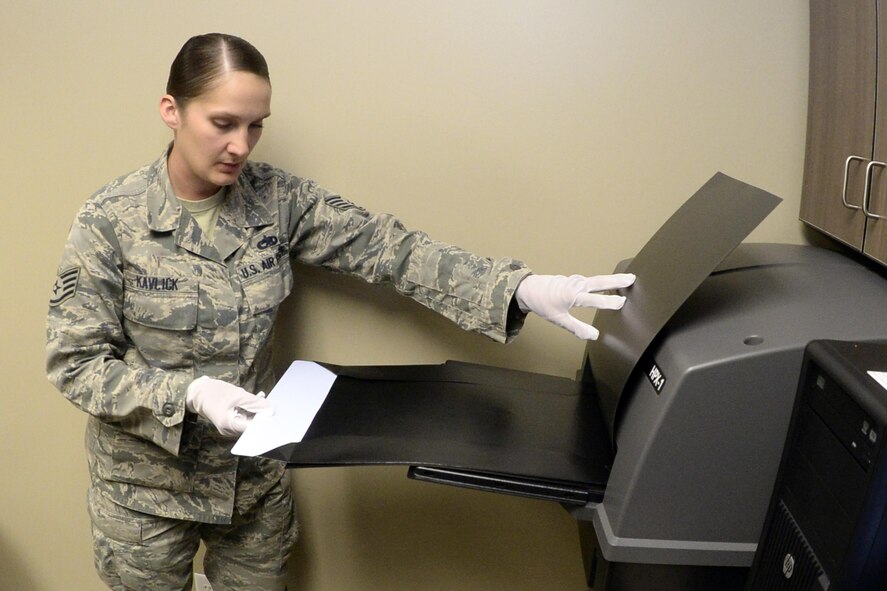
[746, 340, 887, 591]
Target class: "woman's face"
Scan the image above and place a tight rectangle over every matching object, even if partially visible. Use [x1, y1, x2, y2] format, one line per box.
[161, 70, 271, 200]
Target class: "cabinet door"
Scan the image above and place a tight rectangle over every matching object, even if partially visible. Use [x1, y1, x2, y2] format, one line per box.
[865, 1, 887, 264]
[800, 0, 877, 250]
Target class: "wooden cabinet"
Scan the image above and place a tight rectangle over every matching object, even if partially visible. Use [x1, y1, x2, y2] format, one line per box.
[800, 0, 887, 265]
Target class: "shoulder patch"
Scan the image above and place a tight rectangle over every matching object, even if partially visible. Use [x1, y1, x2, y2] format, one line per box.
[49, 267, 81, 307]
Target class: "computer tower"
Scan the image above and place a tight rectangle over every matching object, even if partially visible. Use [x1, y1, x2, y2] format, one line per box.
[746, 340, 887, 591]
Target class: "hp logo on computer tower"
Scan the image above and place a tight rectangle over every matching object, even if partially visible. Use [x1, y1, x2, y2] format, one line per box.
[782, 553, 795, 579]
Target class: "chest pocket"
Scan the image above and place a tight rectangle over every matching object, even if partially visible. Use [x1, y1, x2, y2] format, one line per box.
[239, 242, 293, 315]
[123, 268, 198, 367]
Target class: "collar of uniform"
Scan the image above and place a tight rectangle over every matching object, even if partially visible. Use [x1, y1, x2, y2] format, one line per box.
[212, 173, 274, 261]
[144, 148, 274, 232]
[145, 147, 181, 233]
[226, 169, 274, 229]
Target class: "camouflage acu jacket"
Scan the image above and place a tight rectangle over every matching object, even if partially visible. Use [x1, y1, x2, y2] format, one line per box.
[46, 150, 530, 524]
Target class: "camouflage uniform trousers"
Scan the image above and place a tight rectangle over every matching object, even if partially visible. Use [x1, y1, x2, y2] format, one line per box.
[88, 471, 298, 591]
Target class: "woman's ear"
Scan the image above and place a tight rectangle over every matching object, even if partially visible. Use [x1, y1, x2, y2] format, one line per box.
[159, 94, 181, 131]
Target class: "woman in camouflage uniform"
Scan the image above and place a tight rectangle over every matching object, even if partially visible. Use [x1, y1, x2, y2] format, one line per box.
[46, 33, 634, 591]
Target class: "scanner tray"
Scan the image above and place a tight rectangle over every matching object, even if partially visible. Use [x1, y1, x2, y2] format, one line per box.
[262, 361, 612, 504]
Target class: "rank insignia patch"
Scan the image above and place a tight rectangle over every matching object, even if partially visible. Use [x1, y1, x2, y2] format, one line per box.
[49, 267, 81, 307]
[324, 195, 366, 213]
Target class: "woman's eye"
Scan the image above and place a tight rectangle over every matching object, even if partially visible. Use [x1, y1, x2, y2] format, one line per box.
[213, 120, 232, 130]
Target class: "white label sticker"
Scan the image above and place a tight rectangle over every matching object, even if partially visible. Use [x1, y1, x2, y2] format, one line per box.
[868, 371, 887, 392]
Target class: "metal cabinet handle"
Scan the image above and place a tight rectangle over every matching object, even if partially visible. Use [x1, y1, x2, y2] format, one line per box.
[864, 160, 887, 220]
[842, 155, 867, 210]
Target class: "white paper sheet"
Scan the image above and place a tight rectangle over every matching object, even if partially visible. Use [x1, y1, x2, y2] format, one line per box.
[231, 361, 337, 457]
[869, 371, 887, 392]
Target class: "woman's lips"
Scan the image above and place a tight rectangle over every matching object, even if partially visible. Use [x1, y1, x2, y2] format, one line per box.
[218, 162, 241, 174]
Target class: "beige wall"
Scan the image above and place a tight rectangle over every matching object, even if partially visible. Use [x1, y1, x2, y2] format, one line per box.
[1, 2, 809, 589]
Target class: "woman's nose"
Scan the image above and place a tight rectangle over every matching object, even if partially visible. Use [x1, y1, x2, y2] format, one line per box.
[227, 129, 250, 158]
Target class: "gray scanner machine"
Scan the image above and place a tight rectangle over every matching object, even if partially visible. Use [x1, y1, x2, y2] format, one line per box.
[576, 242, 887, 570]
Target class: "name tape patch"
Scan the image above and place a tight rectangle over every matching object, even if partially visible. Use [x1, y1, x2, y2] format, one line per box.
[135, 275, 181, 291]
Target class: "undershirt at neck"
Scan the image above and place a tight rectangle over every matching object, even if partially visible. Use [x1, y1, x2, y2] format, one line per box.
[177, 188, 226, 242]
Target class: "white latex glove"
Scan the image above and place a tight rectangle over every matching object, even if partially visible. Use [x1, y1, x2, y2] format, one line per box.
[186, 376, 273, 437]
[514, 273, 636, 340]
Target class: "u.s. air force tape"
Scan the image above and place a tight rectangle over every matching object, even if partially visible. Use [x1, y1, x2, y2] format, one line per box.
[49, 267, 81, 307]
